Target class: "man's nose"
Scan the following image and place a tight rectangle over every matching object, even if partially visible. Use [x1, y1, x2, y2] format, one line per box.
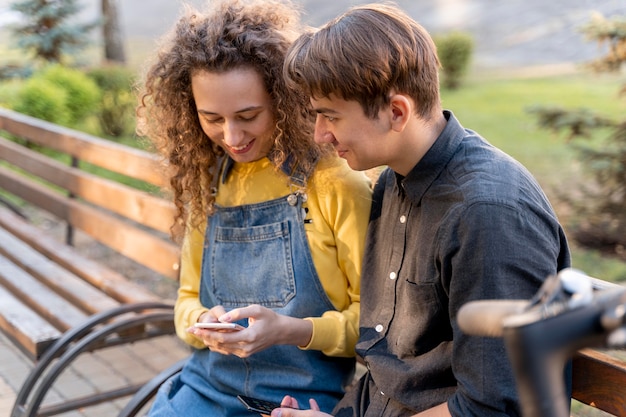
[314, 117, 334, 144]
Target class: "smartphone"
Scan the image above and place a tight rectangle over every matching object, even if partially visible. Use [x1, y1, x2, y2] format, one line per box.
[193, 322, 244, 330]
[237, 394, 284, 414]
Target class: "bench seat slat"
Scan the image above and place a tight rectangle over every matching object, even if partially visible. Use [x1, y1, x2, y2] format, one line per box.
[0, 253, 89, 331]
[0, 227, 120, 314]
[0, 206, 163, 304]
[0, 166, 180, 280]
[0, 286, 61, 360]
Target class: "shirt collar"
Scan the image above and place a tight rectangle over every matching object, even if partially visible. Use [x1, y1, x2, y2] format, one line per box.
[398, 110, 466, 204]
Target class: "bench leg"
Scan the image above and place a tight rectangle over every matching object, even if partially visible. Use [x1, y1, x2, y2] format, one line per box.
[117, 358, 187, 417]
[11, 302, 175, 417]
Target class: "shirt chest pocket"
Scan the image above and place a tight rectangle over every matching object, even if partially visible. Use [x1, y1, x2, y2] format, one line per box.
[210, 220, 296, 308]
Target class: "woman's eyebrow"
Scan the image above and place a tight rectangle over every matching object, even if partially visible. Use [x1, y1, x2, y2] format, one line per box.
[197, 105, 264, 115]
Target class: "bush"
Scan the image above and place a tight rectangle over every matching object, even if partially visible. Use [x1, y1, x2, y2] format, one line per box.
[527, 13, 626, 259]
[0, 79, 24, 109]
[435, 31, 474, 90]
[39, 64, 101, 124]
[13, 77, 70, 124]
[87, 65, 136, 137]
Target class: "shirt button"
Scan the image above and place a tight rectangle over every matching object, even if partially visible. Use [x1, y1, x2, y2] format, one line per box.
[380, 391, 385, 396]
[399, 215, 407, 223]
[375, 324, 384, 333]
[389, 272, 396, 280]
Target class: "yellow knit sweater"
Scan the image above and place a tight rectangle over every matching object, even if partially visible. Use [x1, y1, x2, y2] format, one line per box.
[174, 155, 372, 357]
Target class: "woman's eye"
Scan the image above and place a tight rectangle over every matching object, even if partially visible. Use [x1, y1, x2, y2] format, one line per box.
[203, 117, 223, 124]
[239, 114, 258, 122]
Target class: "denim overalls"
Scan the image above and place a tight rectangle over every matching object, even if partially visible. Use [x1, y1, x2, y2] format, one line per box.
[149, 160, 355, 417]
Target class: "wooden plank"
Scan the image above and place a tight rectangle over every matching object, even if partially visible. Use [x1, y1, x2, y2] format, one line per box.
[0, 136, 177, 234]
[572, 348, 626, 416]
[0, 165, 66, 216]
[0, 227, 120, 314]
[74, 211, 181, 281]
[0, 206, 164, 304]
[0, 169, 180, 280]
[0, 253, 88, 331]
[0, 285, 61, 360]
[0, 107, 168, 187]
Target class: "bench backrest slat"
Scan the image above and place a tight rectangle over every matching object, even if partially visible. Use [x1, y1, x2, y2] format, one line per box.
[0, 166, 179, 279]
[0, 107, 166, 187]
[0, 136, 175, 234]
[0, 108, 180, 282]
[572, 348, 626, 416]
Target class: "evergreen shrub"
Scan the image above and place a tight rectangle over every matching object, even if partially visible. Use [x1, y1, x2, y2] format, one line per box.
[435, 31, 474, 90]
[87, 65, 136, 137]
[39, 64, 101, 124]
[13, 77, 70, 124]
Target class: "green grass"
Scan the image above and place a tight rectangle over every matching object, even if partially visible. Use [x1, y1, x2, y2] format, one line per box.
[441, 73, 625, 183]
[441, 71, 626, 282]
[2, 33, 626, 282]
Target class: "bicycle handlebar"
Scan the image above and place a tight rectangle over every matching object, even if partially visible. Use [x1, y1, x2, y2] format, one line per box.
[457, 300, 527, 337]
[457, 268, 626, 417]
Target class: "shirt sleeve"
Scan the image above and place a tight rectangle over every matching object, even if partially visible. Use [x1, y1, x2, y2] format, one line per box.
[300, 159, 372, 357]
[174, 224, 209, 349]
[444, 201, 569, 416]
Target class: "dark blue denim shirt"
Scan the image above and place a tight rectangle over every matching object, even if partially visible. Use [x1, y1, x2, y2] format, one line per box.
[341, 111, 571, 417]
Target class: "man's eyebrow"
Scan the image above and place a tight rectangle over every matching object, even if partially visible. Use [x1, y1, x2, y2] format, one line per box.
[197, 105, 264, 115]
[313, 107, 339, 115]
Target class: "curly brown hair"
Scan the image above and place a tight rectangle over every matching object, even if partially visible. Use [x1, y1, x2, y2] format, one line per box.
[137, 0, 328, 241]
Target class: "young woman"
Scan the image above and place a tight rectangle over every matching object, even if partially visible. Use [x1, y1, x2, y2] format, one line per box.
[135, 1, 372, 416]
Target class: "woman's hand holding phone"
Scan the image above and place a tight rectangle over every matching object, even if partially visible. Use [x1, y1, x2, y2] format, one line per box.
[189, 304, 313, 358]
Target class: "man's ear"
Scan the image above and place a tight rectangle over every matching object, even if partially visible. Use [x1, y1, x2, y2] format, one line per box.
[389, 94, 411, 132]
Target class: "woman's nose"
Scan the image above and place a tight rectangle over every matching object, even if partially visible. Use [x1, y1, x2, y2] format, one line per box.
[222, 121, 244, 146]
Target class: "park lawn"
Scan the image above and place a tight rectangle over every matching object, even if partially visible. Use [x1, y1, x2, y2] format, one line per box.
[440, 71, 626, 282]
[1, 53, 625, 281]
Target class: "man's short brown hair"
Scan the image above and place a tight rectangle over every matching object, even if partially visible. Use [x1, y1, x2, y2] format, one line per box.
[284, 2, 441, 120]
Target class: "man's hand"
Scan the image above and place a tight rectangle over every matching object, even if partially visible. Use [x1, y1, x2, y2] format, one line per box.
[270, 396, 331, 417]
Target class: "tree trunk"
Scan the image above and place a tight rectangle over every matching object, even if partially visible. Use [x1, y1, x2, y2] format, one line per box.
[102, 0, 126, 64]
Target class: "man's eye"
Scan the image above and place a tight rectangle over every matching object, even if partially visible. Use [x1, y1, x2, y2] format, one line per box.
[325, 115, 336, 122]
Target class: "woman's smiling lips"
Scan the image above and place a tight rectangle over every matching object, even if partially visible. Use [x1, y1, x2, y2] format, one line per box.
[227, 138, 256, 154]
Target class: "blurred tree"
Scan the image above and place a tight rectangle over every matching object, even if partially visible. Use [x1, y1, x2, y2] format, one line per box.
[435, 31, 474, 90]
[10, 0, 97, 63]
[102, 0, 126, 63]
[528, 13, 626, 258]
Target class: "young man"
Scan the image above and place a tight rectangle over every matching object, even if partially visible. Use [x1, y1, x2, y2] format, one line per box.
[275, 3, 571, 417]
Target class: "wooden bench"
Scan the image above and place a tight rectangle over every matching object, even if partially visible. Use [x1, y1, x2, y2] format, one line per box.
[573, 349, 626, 416]
[0, 107, 183, 416]
[2, 108, 625, 417]
[569, 278, 626, 417]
